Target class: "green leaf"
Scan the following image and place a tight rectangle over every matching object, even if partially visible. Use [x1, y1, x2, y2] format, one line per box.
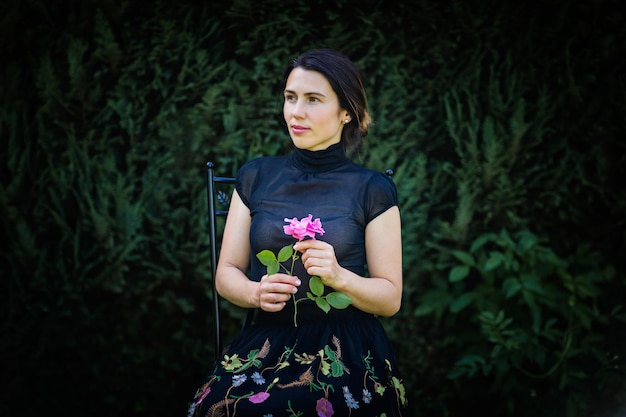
[413, 303, 435, 316]
[456, 354, 486, 366]
[277, 245, 293, 262]
[267, 263, 279, 275]
[484, 252, 504, 271]
[469, 233, 498, 253]
[256, 250, 277, 266]
[315, 297, 330, 313]
[449, 265, 470, 282]
[449, 292, 474, 313]
[331, 361, 344, 377]
[502, 277, 521, 298]
[450, 249, 475, 266]
[324, 345, 337, 360]
[257, 250, 279, 275]
[326, 292, 352, 309]
[309, 276, 324, 297]
[520, 273, 545, 295]
[517, 231, 539, 252]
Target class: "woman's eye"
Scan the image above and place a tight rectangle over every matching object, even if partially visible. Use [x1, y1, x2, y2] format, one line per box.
[308, 96, 320, 103]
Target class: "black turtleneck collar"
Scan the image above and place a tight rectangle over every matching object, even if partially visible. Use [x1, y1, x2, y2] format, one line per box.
[289, 142, 350, 173]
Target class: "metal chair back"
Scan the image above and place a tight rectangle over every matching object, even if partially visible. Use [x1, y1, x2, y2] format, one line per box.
[206, 162, 254, 360]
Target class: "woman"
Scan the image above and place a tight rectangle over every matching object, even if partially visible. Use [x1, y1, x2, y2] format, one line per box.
[188, 48, 406, 417]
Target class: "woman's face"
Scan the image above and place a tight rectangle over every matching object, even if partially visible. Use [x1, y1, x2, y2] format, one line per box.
[283, 67, 351, 151]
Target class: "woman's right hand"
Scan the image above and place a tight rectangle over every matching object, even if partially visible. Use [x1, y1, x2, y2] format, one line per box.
[257, 273, 301, 312]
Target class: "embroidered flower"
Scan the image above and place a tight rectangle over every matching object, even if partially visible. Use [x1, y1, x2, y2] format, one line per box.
[222, 353, 242, 370]
[232, 374, 247, 387]
[252, 371, 266, 385]
[186, 402, 196, 417]
[248, 392, 270, 404]
[342, 386, 359, 409]
[283, 214, 325, 240]
[362, 388, 372, 404]
[316, 397, 335, 417]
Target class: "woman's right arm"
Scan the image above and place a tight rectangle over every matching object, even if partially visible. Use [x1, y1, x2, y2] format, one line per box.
[215, 190, 300, 311]
[214, 190, 257, 308]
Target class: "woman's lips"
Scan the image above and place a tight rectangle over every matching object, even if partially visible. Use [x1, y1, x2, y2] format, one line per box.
[291, 125, 309, 134]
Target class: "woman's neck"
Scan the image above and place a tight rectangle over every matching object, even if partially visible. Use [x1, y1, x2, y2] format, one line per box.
[290, 142, 349, 173]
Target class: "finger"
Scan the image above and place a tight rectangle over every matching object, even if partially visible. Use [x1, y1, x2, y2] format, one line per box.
[305, 265, 329, 278]
[264, 273, 301, 287]
[293, 239, 324, 252]
[259, 291, 292, 312]
[260, 280, 299, 295]
[302, 253, 330, 269]
[300, 246, 333, 261]
[260, 300, 285, 312]
[261, 291, 291, 304]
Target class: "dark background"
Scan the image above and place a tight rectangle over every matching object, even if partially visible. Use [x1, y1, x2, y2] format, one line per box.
[1, 0, 625, 416]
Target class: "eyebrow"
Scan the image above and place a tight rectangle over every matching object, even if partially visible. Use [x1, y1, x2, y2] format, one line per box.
[284, 89, 327, 97]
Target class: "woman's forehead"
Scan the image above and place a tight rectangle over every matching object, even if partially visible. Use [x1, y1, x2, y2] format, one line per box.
[285, 68, 335, 96]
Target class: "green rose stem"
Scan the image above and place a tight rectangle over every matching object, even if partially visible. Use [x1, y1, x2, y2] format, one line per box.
[287, 250, 300, 327]
[256, 245, 302, 326]
[256, 244, 353, 327]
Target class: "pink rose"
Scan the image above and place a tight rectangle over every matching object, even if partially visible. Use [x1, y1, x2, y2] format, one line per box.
[316, 397, 334, 416]
[283, 214, 325, 241]
[248, 391, 270, 404]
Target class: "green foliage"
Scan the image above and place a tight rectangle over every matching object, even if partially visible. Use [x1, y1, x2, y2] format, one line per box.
[421, 229, 624, 415]
[431, 230, 612, 375]
[1, 0, 625, 416]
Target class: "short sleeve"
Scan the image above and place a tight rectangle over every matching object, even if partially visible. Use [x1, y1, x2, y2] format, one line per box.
[364, 171, 398, 224]
[234, 157, 263, 208]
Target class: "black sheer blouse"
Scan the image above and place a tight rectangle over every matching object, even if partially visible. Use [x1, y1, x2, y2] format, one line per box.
[236, 142, 398, 294]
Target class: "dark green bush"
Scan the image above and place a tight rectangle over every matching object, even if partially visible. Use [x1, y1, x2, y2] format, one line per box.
[1, 0, 624, 416]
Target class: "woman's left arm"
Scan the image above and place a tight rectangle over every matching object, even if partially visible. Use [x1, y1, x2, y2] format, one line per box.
[295, 206, 403, 316]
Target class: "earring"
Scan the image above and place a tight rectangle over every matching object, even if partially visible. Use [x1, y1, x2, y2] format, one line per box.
[344, 119, 349, 124]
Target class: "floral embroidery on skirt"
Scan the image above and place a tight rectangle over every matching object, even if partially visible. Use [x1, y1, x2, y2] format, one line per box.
[188, 313, 407, 417]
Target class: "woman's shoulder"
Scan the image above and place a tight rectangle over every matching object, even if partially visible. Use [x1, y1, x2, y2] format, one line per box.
[346, 163, 398, 215]
[347, 162, 395, 188]
[238, 155, 288, 176]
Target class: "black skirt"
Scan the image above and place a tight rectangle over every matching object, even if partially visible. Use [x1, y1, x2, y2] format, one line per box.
[188, 304, 407, 417]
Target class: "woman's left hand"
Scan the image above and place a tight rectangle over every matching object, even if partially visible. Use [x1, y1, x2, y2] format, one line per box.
[293, 239, 344, 289]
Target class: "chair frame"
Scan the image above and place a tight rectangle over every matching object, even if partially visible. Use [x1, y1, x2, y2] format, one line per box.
[206, 162, 232, 359]
[206, 162, 255, 360]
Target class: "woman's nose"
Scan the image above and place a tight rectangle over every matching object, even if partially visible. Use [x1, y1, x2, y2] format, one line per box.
[291, 99, 305, 118]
